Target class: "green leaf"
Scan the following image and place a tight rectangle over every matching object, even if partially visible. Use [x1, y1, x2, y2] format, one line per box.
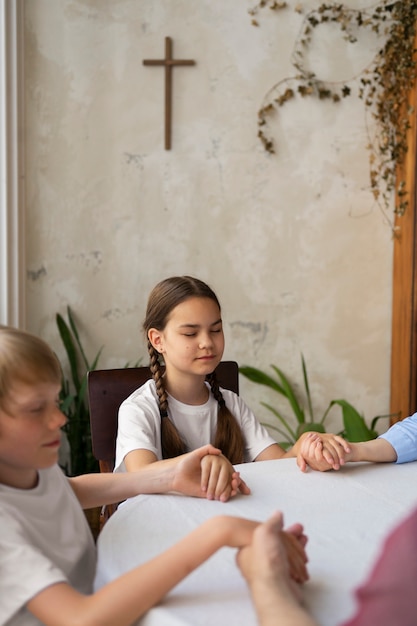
[56, 313, 81, 390]
[241, 357, 382, 447]
[260, 402, 298, 441]
[301, 354, 315, 422]
[370, 413, 397, 432]
[85, 346, 103, 382]
[297, 422, 326, 437]
[77, 374, 88, 405]
[239, 366, 286, 394]
[67, 306, 94, 371]
[261, 421, 294, 444]
[330, 399, 376, 441]
[270, 365, 305, 424]
[319, 401, 334, 425]
[60, 393, 75, 415]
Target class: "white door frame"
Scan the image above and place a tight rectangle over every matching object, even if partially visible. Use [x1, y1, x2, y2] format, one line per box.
[0, 0, 25, 327]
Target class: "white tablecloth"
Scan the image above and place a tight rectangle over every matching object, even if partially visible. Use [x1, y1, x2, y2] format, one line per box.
[94, 458, 417, 626]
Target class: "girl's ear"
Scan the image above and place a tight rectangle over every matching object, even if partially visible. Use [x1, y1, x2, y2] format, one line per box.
[148, 328, 164, 353]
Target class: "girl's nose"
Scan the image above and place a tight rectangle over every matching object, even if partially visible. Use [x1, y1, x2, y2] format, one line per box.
[198, 333, 213, 349]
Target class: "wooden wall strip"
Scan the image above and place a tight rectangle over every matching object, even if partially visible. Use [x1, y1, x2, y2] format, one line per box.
[390, 48, 417, 422]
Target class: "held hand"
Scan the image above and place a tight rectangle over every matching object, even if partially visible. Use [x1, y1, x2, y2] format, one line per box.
[295, 432, 351, 472]
[170, 445, 250, 500]
[236, 511, 308, 599]
[201, 454, 251, 502]
[281, 523, 309, 584]
[207, 514, 307, 575]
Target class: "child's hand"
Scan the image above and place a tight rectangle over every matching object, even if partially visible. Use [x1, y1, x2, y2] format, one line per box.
[296, 432, 351, 472]
[170, 445, 250, 500]
[218, 513, 308, 584]
[236, 511, 309, 591]
[200, 453, 251, 501]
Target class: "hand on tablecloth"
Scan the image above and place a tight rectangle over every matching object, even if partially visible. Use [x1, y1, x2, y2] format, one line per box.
[200, 453, 251, 501]
[236, 510, 307, 586]
[282, 520, 309, 584]
[235, 511, 316, 626]
[295, 432, 351, 472]
[170, 445, 250, 500]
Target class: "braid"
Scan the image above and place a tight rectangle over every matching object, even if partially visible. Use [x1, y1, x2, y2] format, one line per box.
[143, 276, 230, 460]
[148, 340, 187, 459]
[148, 341, 168, 414]
[207, 371, 245, 464]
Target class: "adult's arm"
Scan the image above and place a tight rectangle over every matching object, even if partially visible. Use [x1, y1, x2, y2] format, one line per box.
[377, 413, 417, 464]
[237, 511, 317, 626]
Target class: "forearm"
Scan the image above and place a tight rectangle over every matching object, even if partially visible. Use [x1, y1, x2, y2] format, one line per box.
[249, 579, 318, 626]
[29, 517, 242, 626]
[94, 517, 232, 622]
[347, 439, 397, 463]
[255, 443, 286, 461]
[69, 462, 176, 509]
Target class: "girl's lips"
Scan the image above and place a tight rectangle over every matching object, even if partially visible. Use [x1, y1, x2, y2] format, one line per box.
[43, 439, 61, 448]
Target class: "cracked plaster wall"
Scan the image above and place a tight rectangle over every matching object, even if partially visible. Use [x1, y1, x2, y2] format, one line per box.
[24, 0, 393, 435]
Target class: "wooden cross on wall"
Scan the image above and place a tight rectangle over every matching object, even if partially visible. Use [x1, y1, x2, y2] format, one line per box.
[143, 37, 196, 150]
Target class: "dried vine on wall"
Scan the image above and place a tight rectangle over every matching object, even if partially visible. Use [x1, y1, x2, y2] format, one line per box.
[250, 1, 417, 219]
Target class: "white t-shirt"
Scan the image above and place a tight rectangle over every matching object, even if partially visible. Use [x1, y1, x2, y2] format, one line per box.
[0, 465, 96, 626]
[115, 379, 277, 472]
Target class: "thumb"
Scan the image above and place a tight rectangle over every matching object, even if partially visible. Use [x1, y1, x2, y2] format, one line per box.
[266, 510, 285, 532]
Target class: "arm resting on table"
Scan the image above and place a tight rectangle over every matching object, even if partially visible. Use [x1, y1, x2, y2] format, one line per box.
[27, 516, 259, 626]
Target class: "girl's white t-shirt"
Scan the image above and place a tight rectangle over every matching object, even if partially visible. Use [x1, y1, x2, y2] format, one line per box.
[115, 379, 277, 472]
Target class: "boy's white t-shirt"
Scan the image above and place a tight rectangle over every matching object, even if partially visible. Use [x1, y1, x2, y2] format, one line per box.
[115, 379, 277, 472]
[0, 464, 96, 626]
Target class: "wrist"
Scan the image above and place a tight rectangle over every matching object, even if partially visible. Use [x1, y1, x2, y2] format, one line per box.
[197, 516, 232, 553]
[249, 576, 302, 622]
[142, 459, 175, 494]
[346, 442, 362, 462]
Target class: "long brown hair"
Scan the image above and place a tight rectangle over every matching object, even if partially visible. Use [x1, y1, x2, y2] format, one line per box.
[143, 276, 245, 463]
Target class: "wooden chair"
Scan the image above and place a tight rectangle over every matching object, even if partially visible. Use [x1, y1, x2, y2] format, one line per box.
[87, 361, 239, 527]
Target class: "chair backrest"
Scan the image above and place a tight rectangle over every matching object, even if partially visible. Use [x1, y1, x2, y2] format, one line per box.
[87, 361, 239, 473]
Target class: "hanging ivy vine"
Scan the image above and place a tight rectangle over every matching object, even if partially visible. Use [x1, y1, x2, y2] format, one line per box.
[249, 1, 417, 219]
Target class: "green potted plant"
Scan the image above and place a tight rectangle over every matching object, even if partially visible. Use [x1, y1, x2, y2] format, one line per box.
[57, 306, 101, 477]
[56, 306, 103, 538]
[56, 306, 142, 537]
[240, 354, 393, 448]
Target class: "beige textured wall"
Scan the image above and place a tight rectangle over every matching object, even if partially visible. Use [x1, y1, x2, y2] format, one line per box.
[24, 0, 393, 436]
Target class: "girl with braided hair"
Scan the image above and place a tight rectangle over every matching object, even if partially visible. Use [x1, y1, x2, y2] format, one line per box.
[115, 276, 292, 496]
[115, 276, 344, 497]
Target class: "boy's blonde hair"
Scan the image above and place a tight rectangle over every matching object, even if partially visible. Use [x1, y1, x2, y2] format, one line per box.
[0, 325, 61, 409]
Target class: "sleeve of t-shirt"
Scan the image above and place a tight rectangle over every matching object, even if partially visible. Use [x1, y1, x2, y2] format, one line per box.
[378, 413, 417, 464]
[0, 512, 67, 625]
[114, 387, 161, 472]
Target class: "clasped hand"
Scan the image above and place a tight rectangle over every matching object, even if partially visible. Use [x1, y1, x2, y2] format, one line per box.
[237, 511, 309, 587]
[295, 432, 351, 472]
[170, 444, 250, 501]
